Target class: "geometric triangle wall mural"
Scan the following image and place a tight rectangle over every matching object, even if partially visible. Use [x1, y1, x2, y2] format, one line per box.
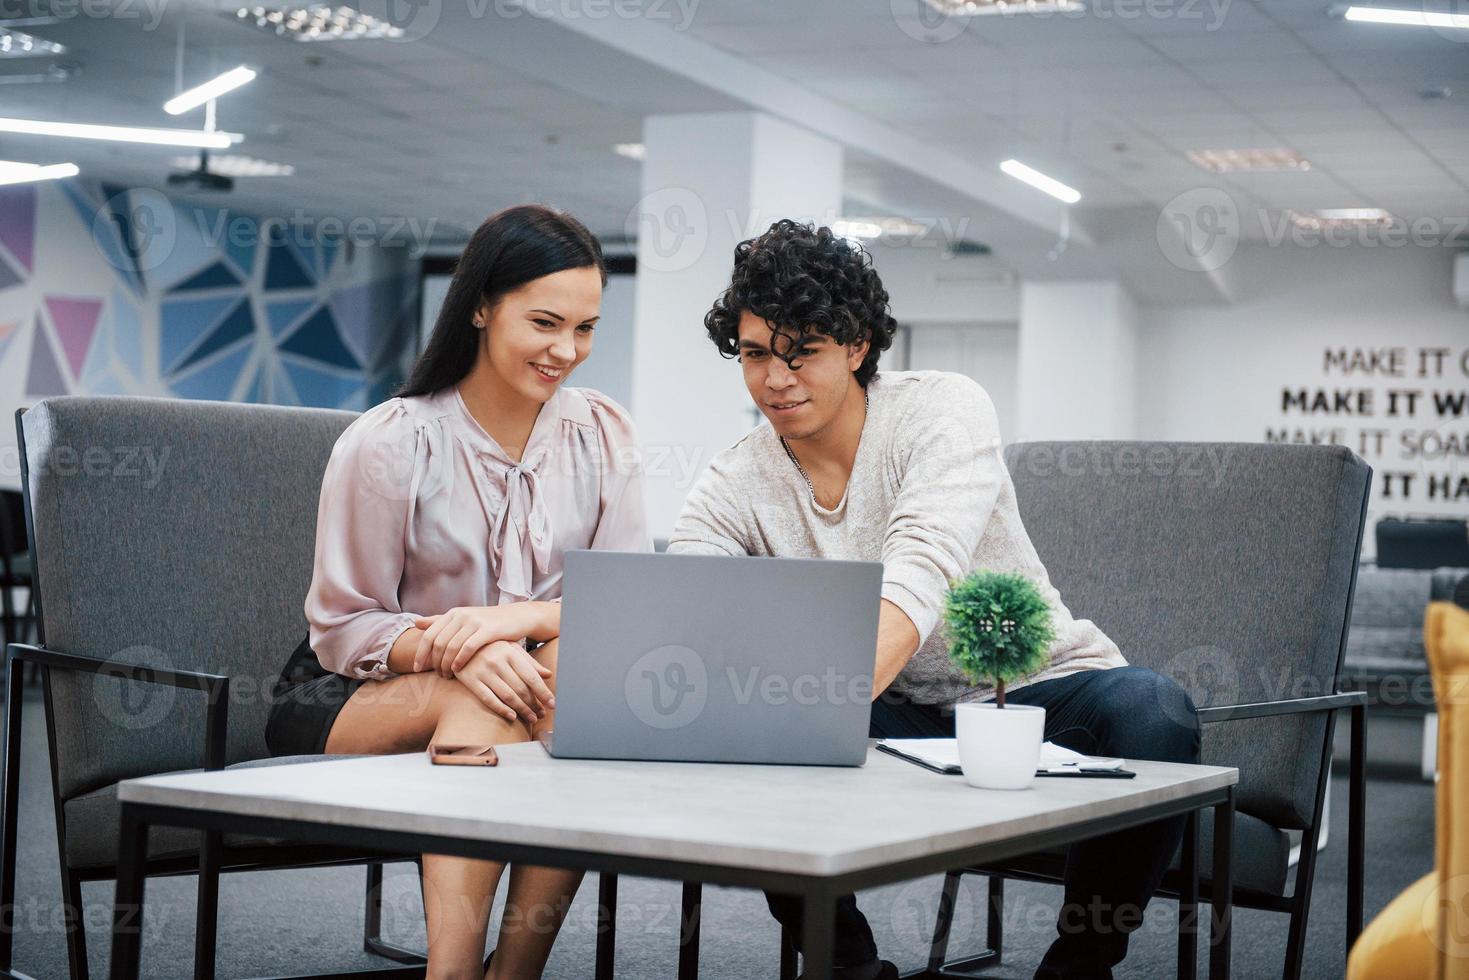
[26, 317, 68, 395]
[0, 184, 36, 274]
[44, 296, 104, 378]
[1, 178, 413, 412]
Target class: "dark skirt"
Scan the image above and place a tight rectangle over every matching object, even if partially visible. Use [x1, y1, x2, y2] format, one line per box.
[265, 632, 366, 757]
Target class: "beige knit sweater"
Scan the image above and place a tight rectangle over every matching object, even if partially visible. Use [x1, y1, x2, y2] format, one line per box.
[667, 370, 1126, 706]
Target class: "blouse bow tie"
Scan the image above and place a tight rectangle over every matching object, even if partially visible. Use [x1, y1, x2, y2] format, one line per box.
[487, 446, 554, 604]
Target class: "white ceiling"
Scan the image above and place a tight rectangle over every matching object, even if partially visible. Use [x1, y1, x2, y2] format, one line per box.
[1, 0, 1466, 297]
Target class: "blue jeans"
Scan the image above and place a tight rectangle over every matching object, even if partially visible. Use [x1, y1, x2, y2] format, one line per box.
[764, 666, 1201, 980]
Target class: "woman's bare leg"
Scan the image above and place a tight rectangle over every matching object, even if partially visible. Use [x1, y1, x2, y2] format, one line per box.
[486, 639, 582, 980]
[326, 671, 530, 980]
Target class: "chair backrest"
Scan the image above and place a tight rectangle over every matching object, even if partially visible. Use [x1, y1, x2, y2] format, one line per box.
[1003, 441, 1371, 829]
[1377, 517, 1469, 569]
[19, 396, 356, 800]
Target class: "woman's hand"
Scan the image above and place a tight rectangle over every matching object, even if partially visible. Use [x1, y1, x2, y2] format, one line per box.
[413, 606, 525, 676]
[453, 640, 556, 726]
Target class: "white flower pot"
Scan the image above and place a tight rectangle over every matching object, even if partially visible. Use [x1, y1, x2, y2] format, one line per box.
[955, 702, 1046, 790]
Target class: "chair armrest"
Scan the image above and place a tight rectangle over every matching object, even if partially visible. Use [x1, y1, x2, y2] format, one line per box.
[6, 641, 231, 770]
[1196, 690, 1367, 724]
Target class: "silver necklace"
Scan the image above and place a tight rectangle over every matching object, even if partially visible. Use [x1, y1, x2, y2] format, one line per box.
[781, 389, 869, 506]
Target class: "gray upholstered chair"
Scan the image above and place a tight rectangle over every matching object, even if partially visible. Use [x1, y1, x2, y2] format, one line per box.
[1, 397, 427, 980]
[916, 441, 1371, 980]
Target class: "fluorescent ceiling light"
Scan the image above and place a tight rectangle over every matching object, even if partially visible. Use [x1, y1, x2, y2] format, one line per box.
[1287, 208, 1396, 229]
[613, 143, 645, 161]
[164, 66, 257, 115]
[0, 117, 239, 148]
[233, 5, 407, 41]
[1344, 5, 1469, 28]
[0, 28, 65, 57]
[921, 0, 1084, 12]
[831, 217, 927, 239]
[1186, 148, 1312, 173]
[999, 159, 1081, 204]
[0, 160, 78, 186]
[170, 153, 294, 176]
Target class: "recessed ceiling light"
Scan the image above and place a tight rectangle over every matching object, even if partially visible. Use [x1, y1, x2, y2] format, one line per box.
[0, 160, 78, 186]
[230, 5, 407, 41]
[170, 154, 294, 177]
[999, 159, 1081, 204]
[0, 28, 65, 58]
[1287, 208, 1395, 229]
[831, 217, 928, 239]
[920, 0, 1084, 13]
[165, 66, 258, 115]
[0, 117, 239, 149]
[613, 143, 646, 161]
[1344, 5, 1469, 29]
[1186, 148, 1312, 173]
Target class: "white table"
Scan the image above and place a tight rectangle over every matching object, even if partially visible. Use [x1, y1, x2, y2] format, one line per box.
[108, 742, 1238, 980]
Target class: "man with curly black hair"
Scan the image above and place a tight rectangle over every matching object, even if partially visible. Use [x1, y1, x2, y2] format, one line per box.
[668, 219, 1201, 980]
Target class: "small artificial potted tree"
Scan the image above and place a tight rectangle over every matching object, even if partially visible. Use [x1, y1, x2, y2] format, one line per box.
[943, 570, 1055, 789]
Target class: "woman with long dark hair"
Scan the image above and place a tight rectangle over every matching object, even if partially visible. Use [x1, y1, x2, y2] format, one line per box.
[265, 205, 648, 980]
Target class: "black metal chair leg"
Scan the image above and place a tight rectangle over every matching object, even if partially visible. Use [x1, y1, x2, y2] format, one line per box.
[915, 872, 1002, 978]
[595, 872, 617, 980]
[780, 926, 798, 980]
[927, 871, 961, 973]
[1347, 703, 1365, 953]
[1177, 811, 1199, 980]
[1210, 788, 1233, 980]
[1, 647, 33, 979]
[109, 804, 149, 980]
[679, 881, 701, 980]
[193, 830, 222, 980]
[362, 861, 426, 964]
[985, 876, 1003, 964]
[62, 867, 88, 980]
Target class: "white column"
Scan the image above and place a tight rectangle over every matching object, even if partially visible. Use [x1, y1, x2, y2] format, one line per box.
[1015, 280, 1139, 442]
[630, 112, 843, 539]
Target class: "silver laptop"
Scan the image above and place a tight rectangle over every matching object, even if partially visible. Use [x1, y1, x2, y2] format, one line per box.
[543, 550, 882, 767]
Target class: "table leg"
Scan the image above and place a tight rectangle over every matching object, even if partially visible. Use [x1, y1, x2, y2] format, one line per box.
[1176, 810, 1199, 980]
[800, 889, 836, 980]
[678, 881, 701, 980]
[596, 872, 617, 980]
[1209, 788, 1234, 980]
[109, 803, 150, 980]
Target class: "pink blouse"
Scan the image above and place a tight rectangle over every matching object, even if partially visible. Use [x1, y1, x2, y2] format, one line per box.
[304, 383, 651, 680]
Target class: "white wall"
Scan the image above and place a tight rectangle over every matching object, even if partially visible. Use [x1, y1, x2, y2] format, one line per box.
[906, 322, 1019, 446]
[1137, 242, 1469, 557]
[1017, 280, 1139, 442]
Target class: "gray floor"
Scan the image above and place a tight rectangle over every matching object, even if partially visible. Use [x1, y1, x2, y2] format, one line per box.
[5, 685, 1435, 980]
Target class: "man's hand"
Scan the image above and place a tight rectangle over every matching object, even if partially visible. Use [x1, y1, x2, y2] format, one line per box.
[454, 640, 556, 726]
[413, 606, 532, 676]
